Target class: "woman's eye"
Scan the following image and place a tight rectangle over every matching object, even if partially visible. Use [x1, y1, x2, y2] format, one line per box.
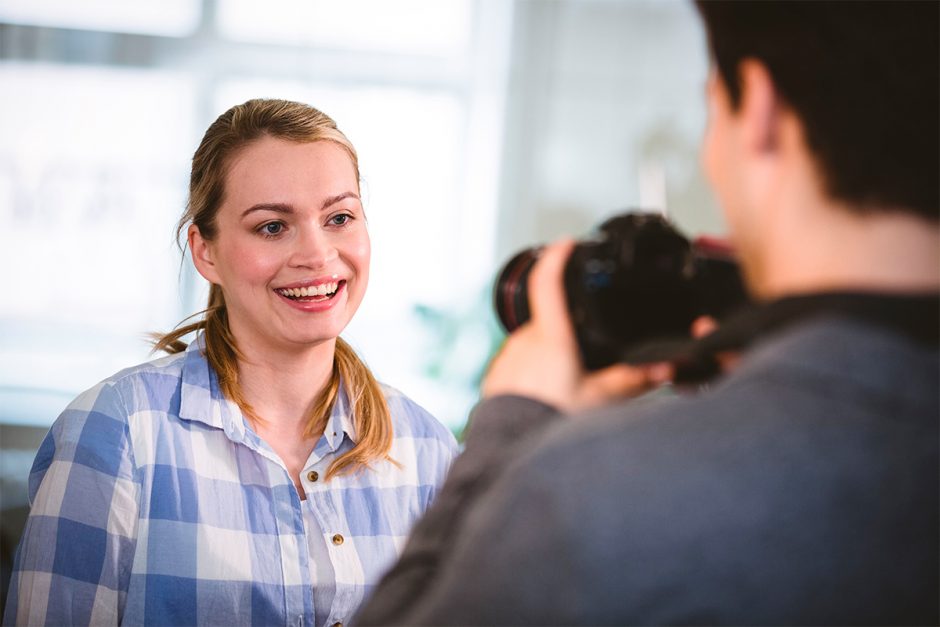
[329, 214, 351, 226]
[259, 222, 284, 236]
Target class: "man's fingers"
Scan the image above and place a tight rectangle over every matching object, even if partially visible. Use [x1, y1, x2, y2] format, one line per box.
[691, 315, 719, 339]
[578, 361, 674, 409]
[527, 238, 576, 330]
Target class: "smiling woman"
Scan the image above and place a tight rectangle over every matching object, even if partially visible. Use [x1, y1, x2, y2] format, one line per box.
[4, 99, 458, 627]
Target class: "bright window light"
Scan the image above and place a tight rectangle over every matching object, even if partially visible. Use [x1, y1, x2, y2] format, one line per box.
[0, 0, 201, 37]
[0, 63, 196, 416]
[216, 0, 472, 55]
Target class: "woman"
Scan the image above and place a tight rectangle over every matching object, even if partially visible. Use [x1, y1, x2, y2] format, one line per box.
[4, 99, 458, 626]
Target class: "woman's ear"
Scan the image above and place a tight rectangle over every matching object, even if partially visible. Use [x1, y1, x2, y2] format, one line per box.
[188, 224, 220, 285]
[737, 58, 780, 154]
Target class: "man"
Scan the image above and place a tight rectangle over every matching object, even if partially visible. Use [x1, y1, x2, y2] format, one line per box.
[356, 1, 939, 624]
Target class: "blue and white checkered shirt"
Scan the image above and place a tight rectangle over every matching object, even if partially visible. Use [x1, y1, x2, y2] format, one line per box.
[4, 336, 458, 626]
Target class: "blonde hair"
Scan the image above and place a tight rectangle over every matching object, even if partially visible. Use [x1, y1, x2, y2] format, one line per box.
[154, 98, 394, 480]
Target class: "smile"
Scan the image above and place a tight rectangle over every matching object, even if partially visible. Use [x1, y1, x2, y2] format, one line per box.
[275, 280, 343, 302]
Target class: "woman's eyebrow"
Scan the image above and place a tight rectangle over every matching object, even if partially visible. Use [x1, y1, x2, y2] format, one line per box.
[240, 192, 359, 218]
[321, 191, 360, 210]
[241, 203, 294, 218]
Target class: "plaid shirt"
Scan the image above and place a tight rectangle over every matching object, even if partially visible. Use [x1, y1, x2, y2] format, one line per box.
[4, 336, 457, 626]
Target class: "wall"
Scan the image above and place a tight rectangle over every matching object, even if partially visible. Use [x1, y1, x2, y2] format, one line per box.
[496, 0, 720, 262]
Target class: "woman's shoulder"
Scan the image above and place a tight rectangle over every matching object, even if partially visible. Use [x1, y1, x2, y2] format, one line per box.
[380, 383, 457, 448]
[30, 352, 186, 476]
[101, 349, 188, 394]
[63, 350, 190, 423]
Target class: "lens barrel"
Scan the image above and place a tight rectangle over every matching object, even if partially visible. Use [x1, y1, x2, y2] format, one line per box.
[493, 247, 541, 333]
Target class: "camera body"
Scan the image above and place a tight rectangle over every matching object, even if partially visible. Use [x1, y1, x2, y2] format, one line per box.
[494, 211, 749, 371]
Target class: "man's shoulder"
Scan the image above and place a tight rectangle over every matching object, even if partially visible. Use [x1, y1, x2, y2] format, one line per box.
[478, 313, 939, 545]
[539, 314, 937, 471]
[507, 315, 937, 552]
[737, 313, 938, 400]
[479, 316, 938, 622]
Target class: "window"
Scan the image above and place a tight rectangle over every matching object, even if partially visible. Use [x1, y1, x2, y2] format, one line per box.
[0, 0, 200, 36]
[0, 0, 513, 431]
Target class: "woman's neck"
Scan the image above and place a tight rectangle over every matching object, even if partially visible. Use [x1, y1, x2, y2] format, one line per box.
[236, 338, 336, 434]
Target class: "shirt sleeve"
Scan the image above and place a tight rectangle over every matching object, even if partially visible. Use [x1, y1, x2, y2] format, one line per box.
[3, 380, 141, 626]
[354, 394, 562, 625]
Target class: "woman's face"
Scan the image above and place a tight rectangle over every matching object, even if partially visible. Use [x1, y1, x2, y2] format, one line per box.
[190, 136, 370, 355]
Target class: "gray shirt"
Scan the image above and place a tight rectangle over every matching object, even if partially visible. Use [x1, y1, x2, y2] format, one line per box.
[356, 315, 939, 625]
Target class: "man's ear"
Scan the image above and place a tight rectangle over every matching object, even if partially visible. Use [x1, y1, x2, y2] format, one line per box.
[737, 59, 780, 155]
[188, 224, 221, 285]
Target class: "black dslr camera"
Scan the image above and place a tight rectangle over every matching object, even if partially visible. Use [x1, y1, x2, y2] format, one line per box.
[494, 211, 749, 373]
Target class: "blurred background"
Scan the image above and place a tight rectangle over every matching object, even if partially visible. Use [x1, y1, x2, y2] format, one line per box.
[0, 0, 722, 607]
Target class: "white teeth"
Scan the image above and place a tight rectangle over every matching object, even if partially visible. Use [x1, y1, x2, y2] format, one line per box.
[277, 282, 340, 299]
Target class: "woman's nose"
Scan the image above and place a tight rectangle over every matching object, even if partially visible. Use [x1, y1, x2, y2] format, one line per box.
[288, 226, 337, 269]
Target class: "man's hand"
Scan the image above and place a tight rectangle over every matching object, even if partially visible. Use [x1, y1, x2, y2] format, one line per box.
[482, 239, 673, 414]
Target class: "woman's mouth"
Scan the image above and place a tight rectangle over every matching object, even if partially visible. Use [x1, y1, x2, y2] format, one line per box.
[275, 280, 345, 302]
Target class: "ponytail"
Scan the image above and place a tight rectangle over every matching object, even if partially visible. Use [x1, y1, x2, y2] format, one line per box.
[311, 337, 397, 480]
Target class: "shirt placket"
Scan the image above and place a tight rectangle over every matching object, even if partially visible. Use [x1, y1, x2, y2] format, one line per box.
[273, 476, 313, 627]
[222, 401, 314, 627]
[306, 476, 358, 627]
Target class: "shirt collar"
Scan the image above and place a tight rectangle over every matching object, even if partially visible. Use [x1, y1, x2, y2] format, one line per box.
[179, 333, 239, 434]
[179, 332, 359, 448]
[322, 381, 358, 451]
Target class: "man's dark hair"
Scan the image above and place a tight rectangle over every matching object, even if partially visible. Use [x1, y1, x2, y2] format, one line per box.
[695, 0, 938, 221]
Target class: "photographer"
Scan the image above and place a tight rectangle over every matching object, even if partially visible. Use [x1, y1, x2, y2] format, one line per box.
[355, 1, 939, 624]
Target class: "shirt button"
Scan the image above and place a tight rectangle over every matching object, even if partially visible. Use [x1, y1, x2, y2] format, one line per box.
[307, 470, 319, 482]
[332, 622, 343, 627]
[331, 534, 344, 546]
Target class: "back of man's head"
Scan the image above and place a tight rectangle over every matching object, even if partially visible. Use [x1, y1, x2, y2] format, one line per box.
[695, 0, 938, 222]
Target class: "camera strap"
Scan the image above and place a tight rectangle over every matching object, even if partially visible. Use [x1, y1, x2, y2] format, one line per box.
[669, 291, 939, 382]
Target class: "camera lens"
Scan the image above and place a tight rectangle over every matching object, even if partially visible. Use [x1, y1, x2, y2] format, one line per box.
[493, 247, 541, 333]
[493, 211, 748, 373]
